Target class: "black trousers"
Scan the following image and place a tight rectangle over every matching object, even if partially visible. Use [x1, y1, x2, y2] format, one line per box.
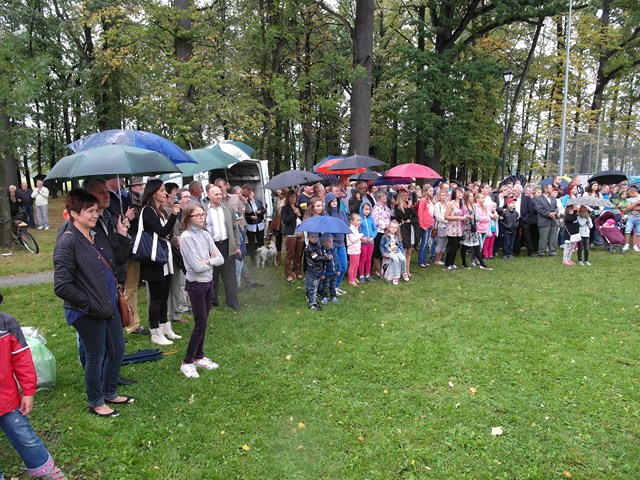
[445, 236, 461, 267]
[246, 229, 264, 266]
[212, 239, 240, 309]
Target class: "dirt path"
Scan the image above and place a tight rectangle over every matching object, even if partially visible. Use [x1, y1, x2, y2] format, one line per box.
[0, 271, 54, 288]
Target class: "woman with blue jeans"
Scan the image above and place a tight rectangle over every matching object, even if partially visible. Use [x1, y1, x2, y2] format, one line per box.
[417, 185, 435, 267]
[54, 189, 129, 418]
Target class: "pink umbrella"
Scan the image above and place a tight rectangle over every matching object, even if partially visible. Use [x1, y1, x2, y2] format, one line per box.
[384, 163, 440, 179]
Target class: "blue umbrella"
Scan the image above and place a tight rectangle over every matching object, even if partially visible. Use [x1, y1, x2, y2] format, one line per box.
[374, 176, 413, 186]
[296, 215, 351, 234]
[68, 129, 197, 165]
[539, 176, 570, 188]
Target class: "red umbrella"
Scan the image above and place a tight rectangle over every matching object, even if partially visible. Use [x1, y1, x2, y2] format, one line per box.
[384, 163, 440, 179]
[315, 157, 365, 175]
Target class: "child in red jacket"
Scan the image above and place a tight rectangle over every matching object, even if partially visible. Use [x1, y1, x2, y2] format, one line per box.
[0, 292, 67, 480]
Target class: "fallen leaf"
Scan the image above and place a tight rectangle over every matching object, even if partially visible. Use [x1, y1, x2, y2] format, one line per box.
[383, 388, 389, 394]
[242, 444, 251, 451]
[357, 435, 365, 442]
[455, 403, 460, 409]
[153, 466, 161, 470]
[410, 459, 416, 465]
[491, 426, 503, 436]
[220, 430, 225, 435]
[468, 387, 477, 395]
[188, 394, 195, 404]
[297, 445, 304, 449]
[298, 422, 306, 430]
[562, 471, 572, 478]
[285, 354, 292, 360]
[448, 381, 454, 388]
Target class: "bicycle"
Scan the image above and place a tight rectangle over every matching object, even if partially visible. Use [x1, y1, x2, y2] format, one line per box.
[0, 215, 40, 254]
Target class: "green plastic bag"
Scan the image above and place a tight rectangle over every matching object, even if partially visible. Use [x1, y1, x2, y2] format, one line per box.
[22, 327, 56, 392]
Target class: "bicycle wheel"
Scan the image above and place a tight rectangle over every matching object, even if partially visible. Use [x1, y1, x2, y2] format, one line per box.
[17, 229, 39, 254]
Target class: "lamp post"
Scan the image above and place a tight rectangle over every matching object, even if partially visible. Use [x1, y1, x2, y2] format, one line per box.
[558, 0, 573, 176]
[501, 68, 513, 180]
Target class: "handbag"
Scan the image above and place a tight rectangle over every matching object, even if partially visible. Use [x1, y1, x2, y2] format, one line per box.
[569, 233, 581, 243]
[430, 228, 438, 238]
[270, 217, 281, 232]
[93, 245, 133, 328]
[130, 207, 169, 264]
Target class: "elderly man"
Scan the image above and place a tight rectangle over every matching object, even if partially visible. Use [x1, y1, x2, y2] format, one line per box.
[189, 180, 205, 207]
[31, 180, 49, 229]
[206, 184, 241, 311]
[16, 182, 35, 227]
[534, 184, 559, 256]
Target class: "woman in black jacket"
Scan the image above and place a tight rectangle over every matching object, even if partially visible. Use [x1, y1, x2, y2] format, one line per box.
[54, 189, 129, 417]
[281, 189, 304, 282]
[139, 179, 181, 346]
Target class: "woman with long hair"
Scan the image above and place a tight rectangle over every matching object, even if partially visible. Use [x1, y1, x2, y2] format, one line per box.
[443, 187, 465, 270]
[394, 189, 418, 275]
[139, 179, 181, 346]
[178, 203, 223, 378]
[460, 190, 491, 270]
[433, 189, 449, 266]
[281, 189, 305, 282]
[416, 184, 435, 268]
[54, 189, 129, 417]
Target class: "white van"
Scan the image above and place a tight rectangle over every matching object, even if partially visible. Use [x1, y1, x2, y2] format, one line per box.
[208, 159, 273, 219]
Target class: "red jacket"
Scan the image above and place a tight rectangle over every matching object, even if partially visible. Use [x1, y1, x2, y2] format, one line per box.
[0, 313, 37, 417]
[417, 198, 435, 230]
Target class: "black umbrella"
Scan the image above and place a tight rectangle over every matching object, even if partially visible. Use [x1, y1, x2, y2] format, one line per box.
[588, 170, 627, 185]
[263, 170, 324, 190]
[329, 154, 384, 171]
[350, 170, 381, 181]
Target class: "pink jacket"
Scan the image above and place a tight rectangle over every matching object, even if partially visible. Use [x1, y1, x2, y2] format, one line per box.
[417, 198, 435, 230]
[347, 225, 364, 255]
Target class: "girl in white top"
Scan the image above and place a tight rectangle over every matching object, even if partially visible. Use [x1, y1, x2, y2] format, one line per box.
[178, 203, 223, 379]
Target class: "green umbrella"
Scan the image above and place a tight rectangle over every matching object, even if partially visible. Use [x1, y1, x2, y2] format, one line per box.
[44, 145, 180, 181]
[180, 148, 239, 176]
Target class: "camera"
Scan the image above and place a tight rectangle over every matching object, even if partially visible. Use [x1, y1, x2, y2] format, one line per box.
[173, 195, 180, 205]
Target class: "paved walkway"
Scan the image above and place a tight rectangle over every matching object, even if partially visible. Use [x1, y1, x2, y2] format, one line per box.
[0, 271, 54, 288]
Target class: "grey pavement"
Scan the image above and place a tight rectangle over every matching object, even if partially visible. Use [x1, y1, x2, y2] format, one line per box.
[0, 271, 54, 288]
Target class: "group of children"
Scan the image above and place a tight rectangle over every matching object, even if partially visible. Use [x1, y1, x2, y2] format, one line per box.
[304, 210, 409, 310]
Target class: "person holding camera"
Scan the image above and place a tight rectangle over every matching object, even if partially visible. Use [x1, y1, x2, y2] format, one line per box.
[242, 184, 266, 267]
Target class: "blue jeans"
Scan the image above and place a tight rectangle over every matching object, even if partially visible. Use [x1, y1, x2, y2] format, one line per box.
[335, 246, 348, 288]
[418, 228, 432, 265]
[73, 314, 125, 407]
[0, 408, 53, 477]
[503, 230, 516, 257]
[319, 274, 337, 300]
[305, 273, 322, 306]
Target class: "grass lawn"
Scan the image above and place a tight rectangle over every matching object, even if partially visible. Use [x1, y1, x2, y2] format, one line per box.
[0, 242, 638, 479]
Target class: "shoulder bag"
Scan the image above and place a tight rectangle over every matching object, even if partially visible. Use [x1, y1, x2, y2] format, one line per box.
[130, 206, 169, 265]
[92, 244, 133, 328]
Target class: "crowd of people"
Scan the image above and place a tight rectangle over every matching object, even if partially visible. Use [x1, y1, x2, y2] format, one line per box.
[268, 175, 639, 309]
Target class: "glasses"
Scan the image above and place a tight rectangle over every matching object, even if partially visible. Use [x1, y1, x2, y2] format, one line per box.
[190, 213, 205, 218]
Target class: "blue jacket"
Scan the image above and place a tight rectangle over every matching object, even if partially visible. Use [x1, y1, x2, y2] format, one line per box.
[324, 193, 348, 248]
[379, 234, 405, 256]
[359, 202, 377, 239]
[323, 245, 340, 276]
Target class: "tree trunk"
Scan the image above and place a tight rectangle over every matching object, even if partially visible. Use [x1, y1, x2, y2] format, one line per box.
[349, 0, 374, 156]
[174, 0, 199, 148]
[0, 100, 14, 247]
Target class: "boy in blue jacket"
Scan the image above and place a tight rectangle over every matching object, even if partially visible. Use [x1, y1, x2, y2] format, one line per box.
[318, 234, 340, 304]
[304, 233, 328, 310]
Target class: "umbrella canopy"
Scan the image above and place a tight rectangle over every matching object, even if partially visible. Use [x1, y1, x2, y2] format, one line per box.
[539, 176, 570, 188]
[68, 129, 196, 165]
[566, 196, 614, 208]
[502, 174, 527, 185]
[350, 170, 381, 181]
[211, 140, 254, 161]
[330, 154, 384, 171]
[44, 145, 180, 181]
[588, 170, 627, 185]
[264, 170, 324, 190]
[374, 176, 413, 186]
[179, 148, 239, 176]
[296, 215, 351, 234]
[384, 163, 440, 179]
[314, 156, 364, 175]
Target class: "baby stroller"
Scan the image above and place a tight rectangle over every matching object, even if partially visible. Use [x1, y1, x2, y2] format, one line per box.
[595, 210, 625, 254]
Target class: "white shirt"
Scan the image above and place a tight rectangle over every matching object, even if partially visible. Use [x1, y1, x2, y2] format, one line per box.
[207, 204, 228, 242]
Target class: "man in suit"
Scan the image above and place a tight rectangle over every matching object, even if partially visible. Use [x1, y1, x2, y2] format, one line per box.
[518, 185, 539, 257]
[534, 184, 559, 256]
[205, 184, 241, 311]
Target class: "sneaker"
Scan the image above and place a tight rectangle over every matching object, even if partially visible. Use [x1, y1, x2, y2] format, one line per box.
[309, 303, 321, 310]
[634, 245, 640, 252]
[577, 261, 584, 265]
[365, 276, 375, 282]
[349, 281, 359, 287]
[402, 272, 410, 282]
[321, 297, 328, 304]
[180, 363, 200, 378]
[462, 265, 471, 270]
[392, 277, 399, 285]
[331, 297, 340, 303]
[336, 287, 347, 296]
[44, 226, 50, 230]
[41, 466, 68, 480]
[359, 276, 365, 283]
[37, 226, 44, 230]
[622, 243, 630, 251]
[585, 261, 591, 265]
[479, 265, 493, 270]
[562, 261, 573, 266]
[434, 261, 445, 266]
[194, 357, 219, 370]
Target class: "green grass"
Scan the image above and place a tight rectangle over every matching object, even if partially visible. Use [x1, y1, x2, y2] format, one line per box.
[0, 250, 639, 479]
